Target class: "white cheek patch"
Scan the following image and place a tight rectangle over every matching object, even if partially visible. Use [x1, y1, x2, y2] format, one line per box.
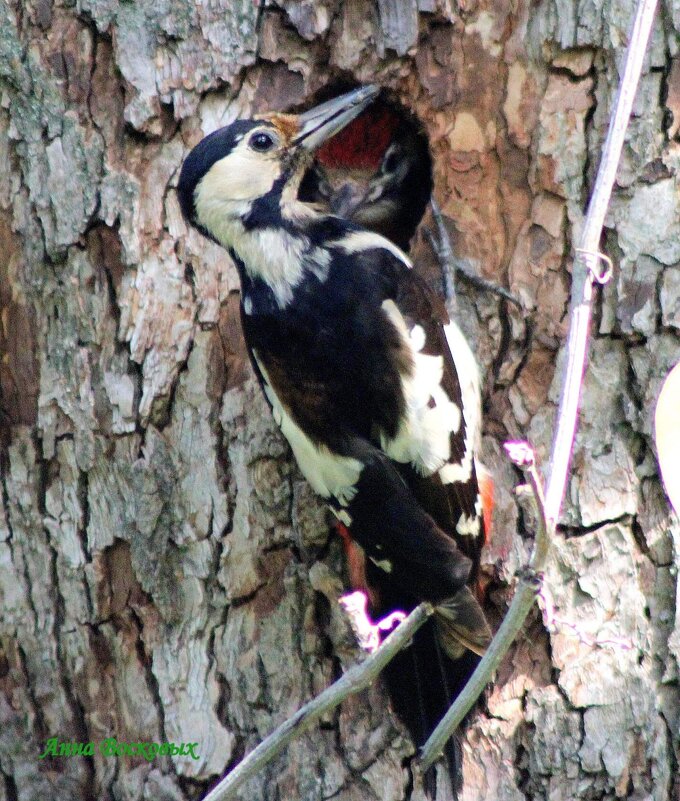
[254, 354, 364, 506]
[379, 300, 462, 476]
[197, 146, 281, 203]
[195, 148, 331, 308]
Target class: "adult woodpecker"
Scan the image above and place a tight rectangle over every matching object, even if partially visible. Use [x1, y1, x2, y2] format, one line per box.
[177, 85, 491, 797]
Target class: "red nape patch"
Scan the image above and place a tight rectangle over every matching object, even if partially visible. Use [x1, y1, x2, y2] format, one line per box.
[315, 106, 399, 171]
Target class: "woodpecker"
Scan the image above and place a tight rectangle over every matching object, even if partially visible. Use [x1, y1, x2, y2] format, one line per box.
[177, 85, 491, 798]
[298, 94, 497, 797]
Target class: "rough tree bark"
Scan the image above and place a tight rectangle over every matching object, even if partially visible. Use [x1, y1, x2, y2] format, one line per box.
[0, 1, 679, 800]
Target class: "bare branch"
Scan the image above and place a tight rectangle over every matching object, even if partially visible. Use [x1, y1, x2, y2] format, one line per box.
[202, 603, 434, 801]
[420, 0, 659, 768]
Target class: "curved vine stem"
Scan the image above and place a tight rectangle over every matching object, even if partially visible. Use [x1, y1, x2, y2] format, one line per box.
[202, 603, 433, 801]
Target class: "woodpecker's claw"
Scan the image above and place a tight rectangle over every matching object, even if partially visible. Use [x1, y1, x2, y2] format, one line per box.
[434, 586, 492, 659]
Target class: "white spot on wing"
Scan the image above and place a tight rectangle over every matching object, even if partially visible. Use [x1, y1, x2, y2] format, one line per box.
[196, 143, 281, 205]
[444, 320, 481, 452]
[254, 353, 363, 505]
[438, 319, 481, 490]
[439, 460, 472, 484]
[308, 247, 331, 282]
[455, 499, 482, 537]
[369, 556, 393, 573]
[410, 324, 426, 352]
[243, 295, 253, 315]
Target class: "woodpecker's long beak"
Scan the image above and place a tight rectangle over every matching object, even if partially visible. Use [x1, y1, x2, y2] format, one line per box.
[294, 85, 380, 152]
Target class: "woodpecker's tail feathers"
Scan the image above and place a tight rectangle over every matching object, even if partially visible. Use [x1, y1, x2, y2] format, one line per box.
[382, 619, 481, 801]
[434, 586, 492, 660]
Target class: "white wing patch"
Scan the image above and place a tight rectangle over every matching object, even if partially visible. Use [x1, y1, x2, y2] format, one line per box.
[369, 556, 393, 574]
[254, 354, 363, 506]
[437, 320, 480, 490]
[379, 300, 462, 476]
[444, 321, 481, 452]
[331, 230, 413, 268]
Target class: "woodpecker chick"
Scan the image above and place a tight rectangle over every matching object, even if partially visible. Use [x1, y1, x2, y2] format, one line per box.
[178, 85, 491, 798]
[299, 97, 432, 251]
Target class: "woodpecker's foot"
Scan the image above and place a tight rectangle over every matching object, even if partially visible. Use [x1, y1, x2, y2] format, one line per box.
[427, 199, 523, 311]
[339, 591, 406, 652]
[434, 586, 492, 659]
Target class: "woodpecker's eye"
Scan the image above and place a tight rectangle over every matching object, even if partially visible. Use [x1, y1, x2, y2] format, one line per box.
[249, 131, 276, 152]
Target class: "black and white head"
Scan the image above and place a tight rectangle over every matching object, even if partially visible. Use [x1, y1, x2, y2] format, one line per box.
[177, 85, 381, 249]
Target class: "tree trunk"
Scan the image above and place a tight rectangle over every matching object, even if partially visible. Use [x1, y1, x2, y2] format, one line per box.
[1, 1, 678, 799]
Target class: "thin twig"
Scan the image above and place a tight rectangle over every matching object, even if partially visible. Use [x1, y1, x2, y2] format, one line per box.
[420, 443, 547, 771]
[428, 199, 457, 313]
[453, 262, 524, 309]
[202, 603, 433, 801]
[420, 0, 658, 768]
[426, 200, 524, 311]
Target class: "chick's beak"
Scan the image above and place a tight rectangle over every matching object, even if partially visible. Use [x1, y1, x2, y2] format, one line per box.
[293, 85, 380, 151]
